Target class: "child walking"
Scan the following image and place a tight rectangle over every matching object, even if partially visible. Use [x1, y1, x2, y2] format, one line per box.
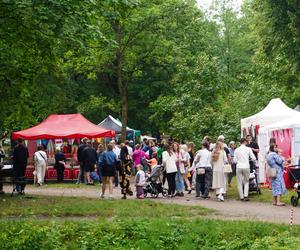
[135, 164, 145, 199]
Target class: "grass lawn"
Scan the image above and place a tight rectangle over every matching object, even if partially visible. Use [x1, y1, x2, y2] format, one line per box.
[0, 194, 300, 249]
[0, 194, 210, 218]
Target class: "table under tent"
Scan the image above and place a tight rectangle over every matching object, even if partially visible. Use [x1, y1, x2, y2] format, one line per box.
[12, 114, 115, 181]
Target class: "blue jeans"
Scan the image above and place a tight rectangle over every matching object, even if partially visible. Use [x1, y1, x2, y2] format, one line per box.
[175, 168, 184, 192]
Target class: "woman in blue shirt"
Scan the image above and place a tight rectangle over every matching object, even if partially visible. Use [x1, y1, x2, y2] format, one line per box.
[99, 143, 117, 198]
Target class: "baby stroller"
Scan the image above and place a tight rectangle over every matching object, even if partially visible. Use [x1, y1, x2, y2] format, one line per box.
[249, 161, 261, 195]
[144, 165, 168, 198]
[289, 165, 300, 207]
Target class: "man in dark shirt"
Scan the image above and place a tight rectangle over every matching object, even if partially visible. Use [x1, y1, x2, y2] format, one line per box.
[246, 135, 260, 160]
[76, 138, 88, 184]
[13, 138, 29, 194]
[54, 148, 66, 183]
[81, 142, 97, 184]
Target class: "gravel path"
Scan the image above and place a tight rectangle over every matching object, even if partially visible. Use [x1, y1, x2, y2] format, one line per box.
[5, 185, 300, 225]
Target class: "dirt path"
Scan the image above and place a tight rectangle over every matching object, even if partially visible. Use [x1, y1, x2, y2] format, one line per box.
[4, 185, 300, 225]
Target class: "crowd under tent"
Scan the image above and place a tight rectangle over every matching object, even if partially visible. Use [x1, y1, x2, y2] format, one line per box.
[11, 114, 115, 181]
[97, 115, 141, 141]
[241, 98, 300, 183]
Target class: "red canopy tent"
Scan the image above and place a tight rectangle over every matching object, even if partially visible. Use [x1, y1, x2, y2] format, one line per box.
[12, 114, 115, 140]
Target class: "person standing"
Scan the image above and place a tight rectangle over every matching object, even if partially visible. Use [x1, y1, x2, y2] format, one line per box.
[13, 138, 29, 194]
[180, 144, 192, 193]
[0, 146, 5, 194]
[82, 141, 98, 185]
[54, 147, 66, 182]
[234, 138, 256, 201]
[33, 145, 47, 186]
[125, 140, 133, 156]
[76, 138, 88, 184]
[99, 143, 117, 198]
[97, 144, 105, 184]
[162, 144, 177, 197]
[246, 135, 260, 160]
[227, 141, 236, 187]
[191, 142, 212, 198]
[173, 143, 185, 197]
[119, 145, 133, 199]
[267, 144, 287, 206]
[132, 144, 149, 174]
[111, 140, 120, 187]
[135, 164, 145, 199]
[211, 142, 227, 201]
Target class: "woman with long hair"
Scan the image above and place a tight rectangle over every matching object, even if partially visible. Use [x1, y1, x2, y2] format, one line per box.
[173, 142, 185, 196]
[162, 144, 177, 197]
[211, 141, 227, 201]
[267, 144, 287, 206]
[119, 145, 133, 199]
[180, 144, 192, 194]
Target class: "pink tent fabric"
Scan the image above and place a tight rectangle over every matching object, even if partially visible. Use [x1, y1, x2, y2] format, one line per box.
[272, 129, 292, 159]
[12, 114, 115, 140]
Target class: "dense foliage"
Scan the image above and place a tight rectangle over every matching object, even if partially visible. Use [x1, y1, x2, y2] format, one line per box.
[1, 0, 299, 141]
[0, 219, 300, 249]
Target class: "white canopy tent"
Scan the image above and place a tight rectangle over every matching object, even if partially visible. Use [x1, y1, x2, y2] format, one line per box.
[241, 98, 300, 129]
[241, 98, 300, 183]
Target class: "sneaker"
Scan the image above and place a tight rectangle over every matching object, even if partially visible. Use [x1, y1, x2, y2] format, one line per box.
[218, 194, 224, 202]
[179, 192, 184, 197]
[100, 194, 105, 199]
[244, 197, 249, 201]
[188, 189, 192, 194]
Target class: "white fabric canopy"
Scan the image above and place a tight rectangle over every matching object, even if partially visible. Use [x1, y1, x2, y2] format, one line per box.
[241, 98, 300, 129]
[266, 116, 300, 131]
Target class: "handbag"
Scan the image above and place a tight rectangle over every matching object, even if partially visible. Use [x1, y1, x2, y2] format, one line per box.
[267, 167, 277, 179]
[196, 168, 205, 175]
[224, 164, 232, 173]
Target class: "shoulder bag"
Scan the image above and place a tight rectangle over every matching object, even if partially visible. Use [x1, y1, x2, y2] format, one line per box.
[224, 164, 232, 173]
[267, 167, 277, 179]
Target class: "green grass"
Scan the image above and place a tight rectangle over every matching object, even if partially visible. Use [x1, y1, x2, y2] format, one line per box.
[226, 177, 295, 204]
[0, 218, 299, 249]
[0, 194, 210, 218]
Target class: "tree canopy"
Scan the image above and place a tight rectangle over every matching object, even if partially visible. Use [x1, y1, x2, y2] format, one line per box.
[1, 0, 299, 142]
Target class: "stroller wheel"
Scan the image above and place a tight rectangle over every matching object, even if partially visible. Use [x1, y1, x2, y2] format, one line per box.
[162, 188, 168, 197]
[151, 192, 159, 198]
[291, 196, 298, 207]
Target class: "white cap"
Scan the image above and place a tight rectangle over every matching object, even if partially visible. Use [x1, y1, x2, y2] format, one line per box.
[218, 135, 225, 141]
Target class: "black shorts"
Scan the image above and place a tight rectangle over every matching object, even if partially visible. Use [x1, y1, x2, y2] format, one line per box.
[102, 164, 116, 177]
[83, 163, 95, 172]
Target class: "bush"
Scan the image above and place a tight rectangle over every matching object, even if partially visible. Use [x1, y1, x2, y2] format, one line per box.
[0, 219, 299, 249]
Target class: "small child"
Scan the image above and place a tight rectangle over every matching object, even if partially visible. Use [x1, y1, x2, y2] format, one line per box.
[135, 164, 145, 199]
[147, 151, 158, 171]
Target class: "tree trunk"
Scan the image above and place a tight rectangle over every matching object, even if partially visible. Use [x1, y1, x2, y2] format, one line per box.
[114, 20, 127, 142]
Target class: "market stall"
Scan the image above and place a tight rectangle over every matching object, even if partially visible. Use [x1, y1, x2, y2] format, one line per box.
[12, 114, 115, 181]
[98, 115, 141, 142]
[265, 116, 300, 188]
[241, 98, 300, 183]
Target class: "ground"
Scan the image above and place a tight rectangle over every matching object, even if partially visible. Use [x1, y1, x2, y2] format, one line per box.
[2, 178, 300, 225]
[1, 180, 300, 249]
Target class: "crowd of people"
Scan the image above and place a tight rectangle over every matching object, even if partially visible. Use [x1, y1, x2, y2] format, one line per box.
[0, 135, 288, 206]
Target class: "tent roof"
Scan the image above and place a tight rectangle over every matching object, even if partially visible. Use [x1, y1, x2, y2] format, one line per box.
[266, 116, 300, 130]
[295, 105, 300, 112]
[241, 98, 300, 128]
[12, 114, 115, 140]
[98, 115, 140, 135]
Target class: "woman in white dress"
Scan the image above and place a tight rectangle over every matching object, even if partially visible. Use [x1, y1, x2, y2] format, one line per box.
[211, 142, 228, 201]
